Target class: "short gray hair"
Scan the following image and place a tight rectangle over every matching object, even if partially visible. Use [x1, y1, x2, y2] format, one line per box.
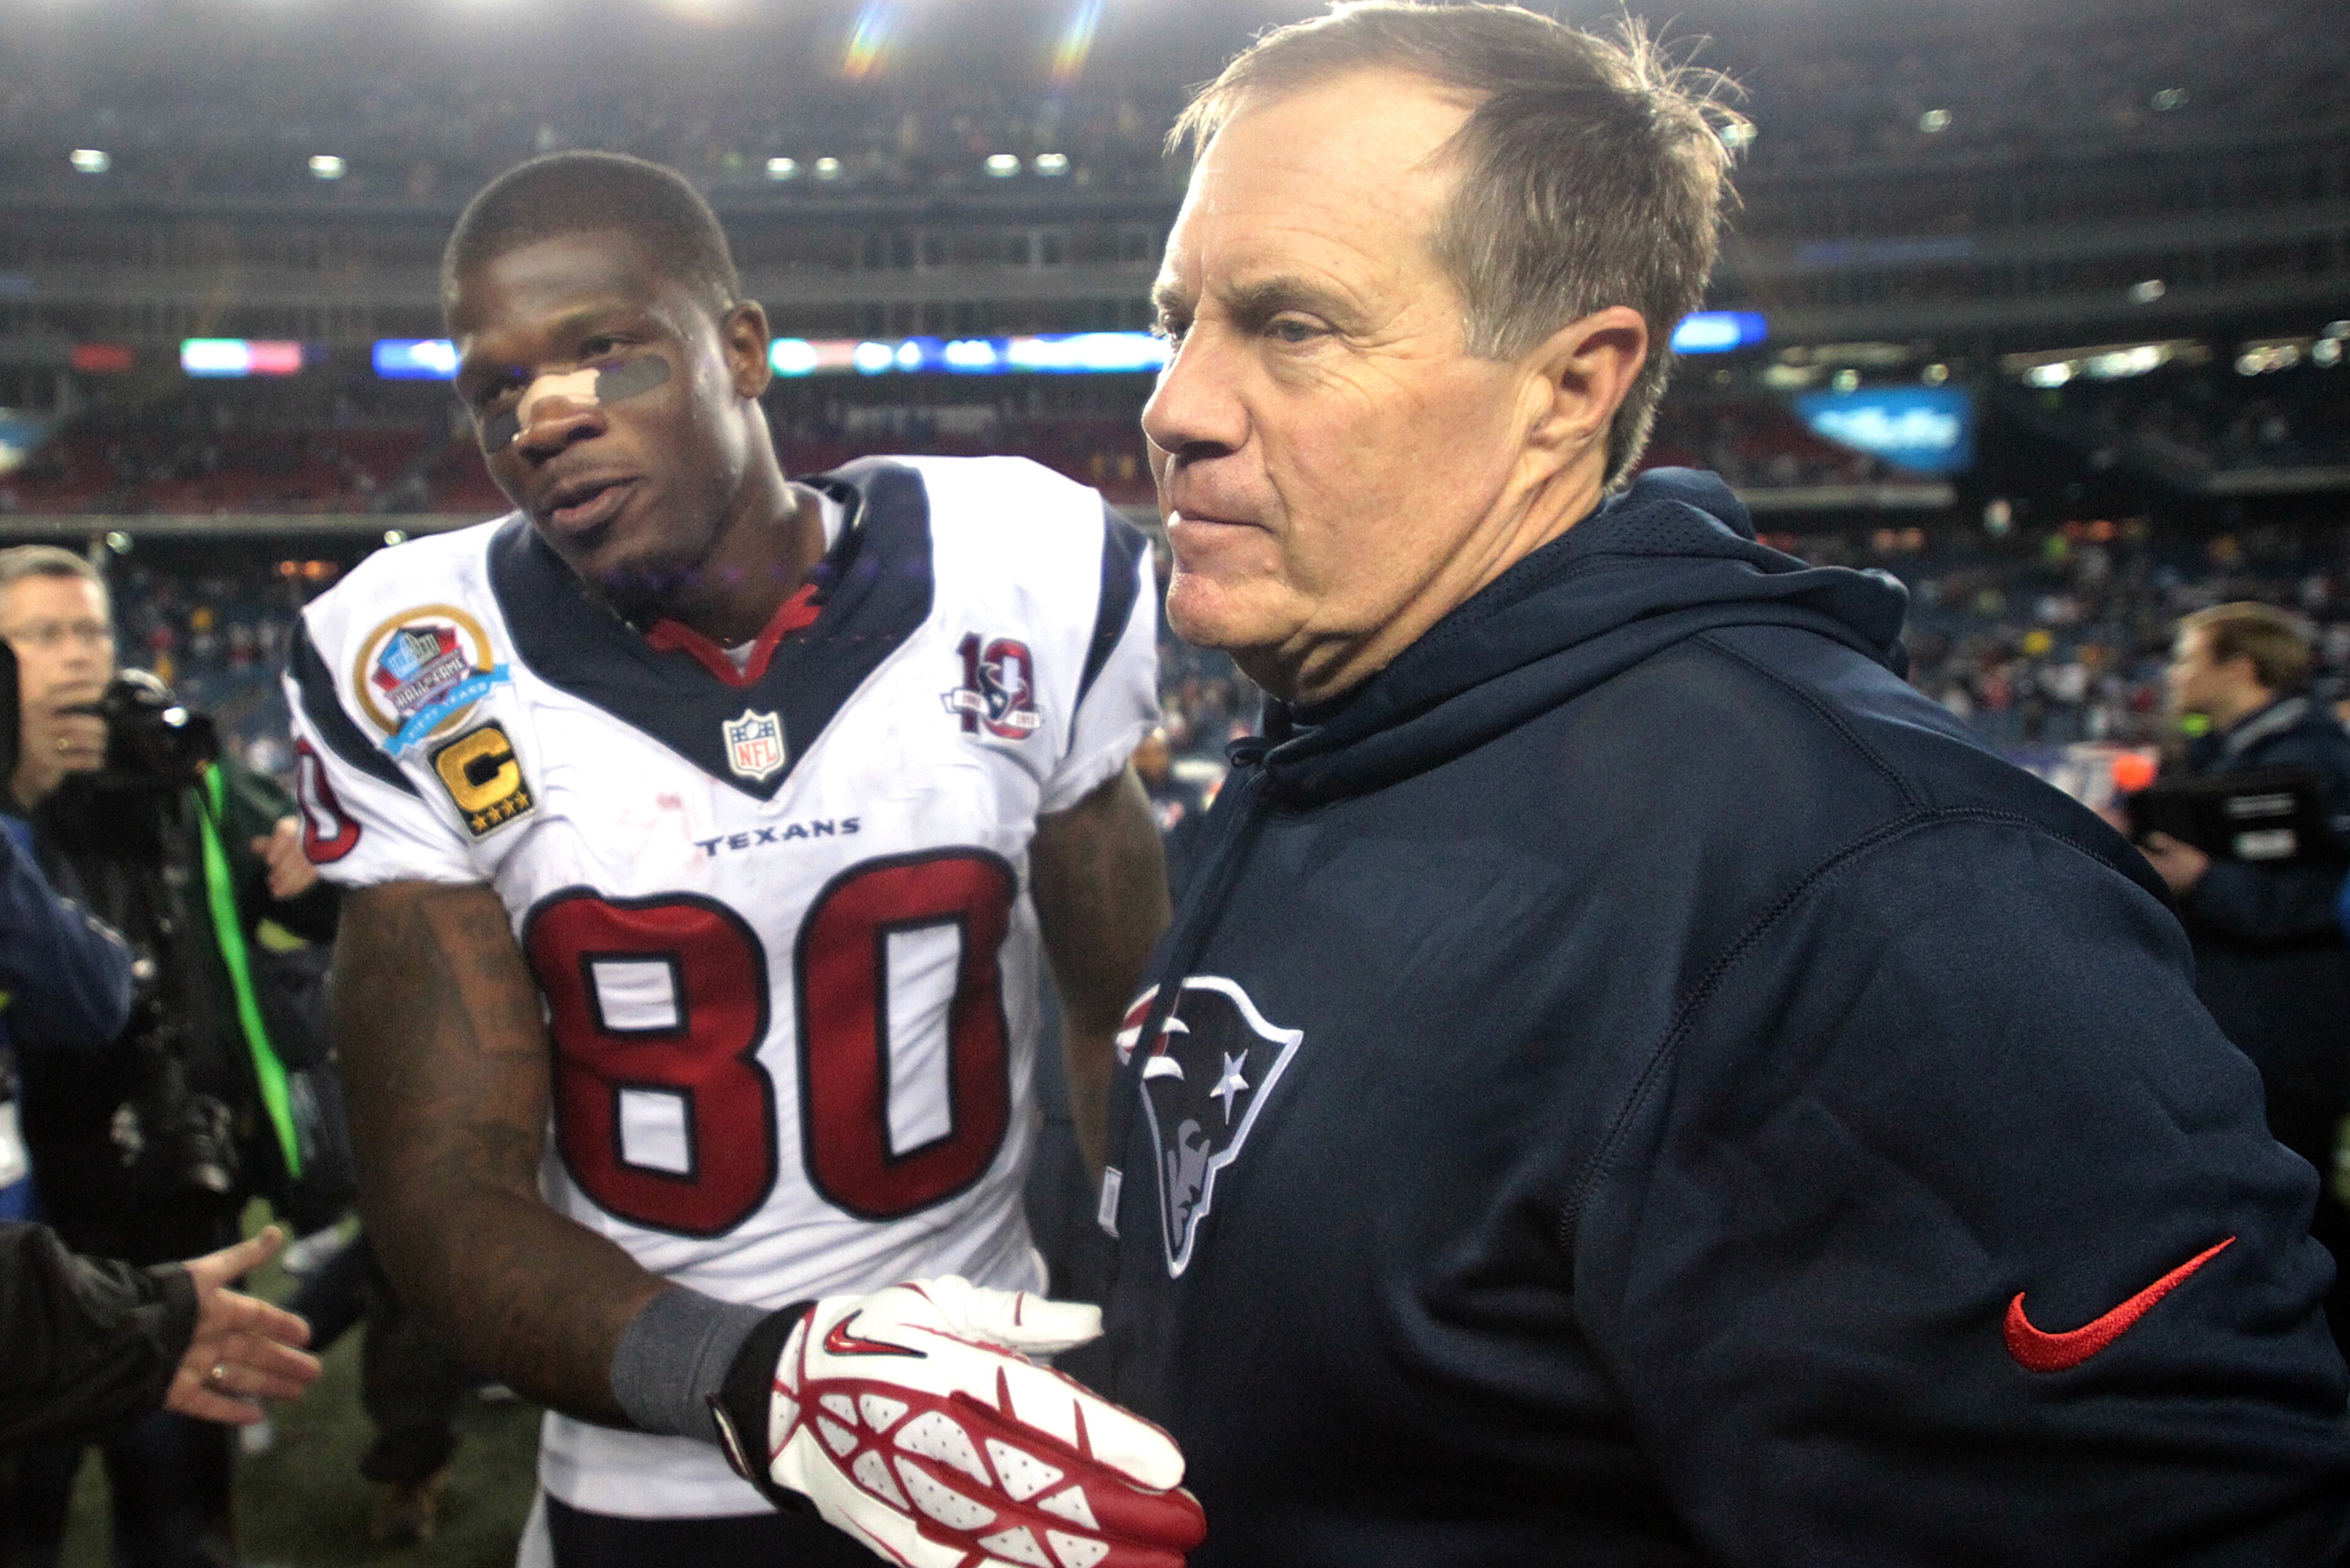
[1172, 2, 1744, 487]
[0, 544, 103, 598]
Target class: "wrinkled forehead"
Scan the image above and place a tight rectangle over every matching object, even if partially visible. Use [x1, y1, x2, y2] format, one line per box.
[1166, 72, 1473, 293]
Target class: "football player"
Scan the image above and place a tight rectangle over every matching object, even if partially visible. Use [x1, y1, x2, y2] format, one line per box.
[284, 153, 1202, 1567]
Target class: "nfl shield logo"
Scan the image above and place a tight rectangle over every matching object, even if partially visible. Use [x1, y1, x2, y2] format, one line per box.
[722, 708, 786, 782]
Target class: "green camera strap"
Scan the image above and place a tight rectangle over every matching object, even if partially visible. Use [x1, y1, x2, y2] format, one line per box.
[195, 764, 301, 1179]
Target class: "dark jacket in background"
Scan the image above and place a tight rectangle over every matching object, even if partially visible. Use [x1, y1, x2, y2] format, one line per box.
[18, 757, 335, 1265]
[1101, 470, 2350, 1566]
[2171, 693, 2350, 1172]
[0, 812, 134, 1221]
[0, 818, 133, 1050]
[0, 1219, 195, 1448]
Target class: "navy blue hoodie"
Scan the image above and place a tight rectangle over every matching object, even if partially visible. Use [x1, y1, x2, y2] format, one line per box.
[1097, 471, 2350, 1566]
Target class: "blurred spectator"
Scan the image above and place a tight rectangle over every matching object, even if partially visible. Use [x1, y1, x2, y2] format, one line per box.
[276, 1231, 472, 1546]
[2142, 602, 2350, 1354]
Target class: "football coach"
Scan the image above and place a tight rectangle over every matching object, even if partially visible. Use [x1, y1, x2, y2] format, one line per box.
[1096, 3, 2350, 1563]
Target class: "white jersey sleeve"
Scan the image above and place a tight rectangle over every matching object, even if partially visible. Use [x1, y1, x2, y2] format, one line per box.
[280, 526, 504, 888]
[1043, 508, 1159, 815]
[898, 456, 1160, 817]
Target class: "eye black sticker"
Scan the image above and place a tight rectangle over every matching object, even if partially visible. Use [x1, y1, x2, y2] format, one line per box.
[480, 354, 674, 451]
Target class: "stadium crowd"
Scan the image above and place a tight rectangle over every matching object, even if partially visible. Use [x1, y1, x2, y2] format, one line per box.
[3, 0, 2345, 202]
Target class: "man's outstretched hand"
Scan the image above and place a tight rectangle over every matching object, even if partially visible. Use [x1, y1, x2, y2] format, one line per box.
[711, 1277, 1206, 1568]
[164, 1226, 322, 1426]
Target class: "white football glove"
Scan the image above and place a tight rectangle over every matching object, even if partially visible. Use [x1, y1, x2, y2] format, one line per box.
[710, 1277, 1206, 1568]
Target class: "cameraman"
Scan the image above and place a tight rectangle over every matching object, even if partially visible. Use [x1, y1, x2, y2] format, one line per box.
[0, 545, 335, 1568]
[2144, 601, 2350, 1357]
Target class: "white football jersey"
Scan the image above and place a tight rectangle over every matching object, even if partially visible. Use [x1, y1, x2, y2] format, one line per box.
[284, 457, 1158, 1518]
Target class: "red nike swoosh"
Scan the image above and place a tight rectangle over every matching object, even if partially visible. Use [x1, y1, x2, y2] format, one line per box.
[2004, 1236, 2236, 1372]
[822, 1310, 925, 1360]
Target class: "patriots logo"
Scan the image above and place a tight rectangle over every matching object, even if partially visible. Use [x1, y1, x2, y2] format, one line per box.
[1121, 976, 1303, 1277]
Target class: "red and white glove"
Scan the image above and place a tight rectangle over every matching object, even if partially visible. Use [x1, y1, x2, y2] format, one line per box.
[710, 1277, 1206, 1568]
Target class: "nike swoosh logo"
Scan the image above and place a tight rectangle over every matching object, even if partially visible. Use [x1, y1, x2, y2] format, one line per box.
[822, 1310, 925, 1360]
[2004, 1236, 2236, 1372]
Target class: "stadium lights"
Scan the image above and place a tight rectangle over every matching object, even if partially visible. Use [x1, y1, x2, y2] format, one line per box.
[1918, 109, 1951, 134]
[1034, 153, 1070, 177]
[2001, 340, 2201, 386]
[69, 149, 110, 175]
[2127, 279, 2166, 304]
[70, 343, 135, 374]
[2152, 88, 2189, 111]
[985, 154, 1021, 178]
[182, 339, 306, 378]
[374, 339, 459, 379]
[765, 334, 1170, 378]
[814, 157, 844, 181]
[309, 155, 347, 181]
[766, 157, 799, 181]
[1669, 311, 1767, 354]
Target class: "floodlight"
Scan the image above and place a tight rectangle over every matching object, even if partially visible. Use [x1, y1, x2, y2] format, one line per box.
[985, 154, 1021, 178]
[1034, 153, 1069, 176]
[1669, 311, 1767, 354]
[70, 149, 110, 175]
[814, 157, 844, 181]
[1918, 110, 1951, 133]
[2151, 88, 2189, 110]
[767, 157, 799, 180]
[2126, 279, 2165, 304]
[309, 155, 347, 180]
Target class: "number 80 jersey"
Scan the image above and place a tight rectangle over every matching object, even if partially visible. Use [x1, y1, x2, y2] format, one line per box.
[282, 457, 1159, 1517]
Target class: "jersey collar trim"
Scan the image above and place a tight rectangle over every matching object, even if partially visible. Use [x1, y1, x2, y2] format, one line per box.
[487, 459, 936, 800]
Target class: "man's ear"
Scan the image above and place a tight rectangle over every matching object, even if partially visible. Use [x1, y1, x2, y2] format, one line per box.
[722, 300, 776, 400]
[1521, 305, 1648, 470]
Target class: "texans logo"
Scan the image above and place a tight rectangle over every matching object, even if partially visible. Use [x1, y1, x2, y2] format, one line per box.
[1123, 977, 1303, 1277]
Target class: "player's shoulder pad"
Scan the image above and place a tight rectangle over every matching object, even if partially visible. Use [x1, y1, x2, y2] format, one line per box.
[286, 515, 513, 796]
[892, 457, 1152, 704]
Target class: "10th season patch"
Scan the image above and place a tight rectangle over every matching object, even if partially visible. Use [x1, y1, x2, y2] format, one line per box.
[352, 604, 508, 756]
[942, 632, 1042, 742]
[429, 721, 533, 838]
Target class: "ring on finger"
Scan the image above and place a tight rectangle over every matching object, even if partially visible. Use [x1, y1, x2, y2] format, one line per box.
[205, 1364, 230, 1389]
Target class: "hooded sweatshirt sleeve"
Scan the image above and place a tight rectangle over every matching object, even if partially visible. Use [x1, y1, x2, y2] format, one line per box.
[1582, 814, 2350, 1566]
[0, 1220, 197, 1446]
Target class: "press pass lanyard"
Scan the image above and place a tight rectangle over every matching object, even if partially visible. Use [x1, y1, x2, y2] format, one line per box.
[193, 764, 301, 1179]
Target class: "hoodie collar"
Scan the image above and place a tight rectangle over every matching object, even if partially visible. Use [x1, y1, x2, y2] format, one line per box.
[1253, 469, 1911, 805]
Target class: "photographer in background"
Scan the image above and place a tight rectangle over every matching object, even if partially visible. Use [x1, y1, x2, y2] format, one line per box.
[0, 545, 338, 1568]
[0, 635, 136, 1222]
[2146, 601, 2350, 1357]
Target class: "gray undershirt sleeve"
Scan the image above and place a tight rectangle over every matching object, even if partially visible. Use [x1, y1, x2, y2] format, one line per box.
[609, 1286, 772, 1442]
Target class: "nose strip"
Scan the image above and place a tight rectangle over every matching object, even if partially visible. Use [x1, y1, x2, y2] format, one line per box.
[479, 354, 672, 451]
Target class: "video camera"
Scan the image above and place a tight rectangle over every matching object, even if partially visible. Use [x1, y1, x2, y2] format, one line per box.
[68, 668, 219, 786]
